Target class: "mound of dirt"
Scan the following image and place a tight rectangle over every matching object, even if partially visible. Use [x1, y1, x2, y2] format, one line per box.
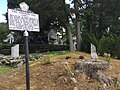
[0, 52, 120, 90]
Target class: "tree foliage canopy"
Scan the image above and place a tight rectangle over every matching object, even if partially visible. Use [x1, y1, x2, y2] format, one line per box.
[0, 23, 8, 42]
[6, 0, 120, 51]
[74, 0, 120, 38]
[7, 0, 120, 37]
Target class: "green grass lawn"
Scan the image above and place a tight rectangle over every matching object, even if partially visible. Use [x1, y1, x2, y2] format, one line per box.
[0, 66, 13, 75]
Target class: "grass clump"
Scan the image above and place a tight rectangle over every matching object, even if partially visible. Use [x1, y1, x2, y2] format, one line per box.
[0, 66, 13, 75]
[62, 62, 74, 76]
[41, 57, 51, 65]
[104, 53, 111, 63]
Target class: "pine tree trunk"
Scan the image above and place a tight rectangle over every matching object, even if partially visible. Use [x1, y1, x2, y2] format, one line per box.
[76, 21, 82, 51]
[74, 0, 82, 51]
[66, 24, 74, 52]
[63, 0, 74, 52]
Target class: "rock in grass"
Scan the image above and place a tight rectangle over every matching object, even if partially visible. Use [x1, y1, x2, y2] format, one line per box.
[70, 77, 77, 84]
[73, 87, 78, 90]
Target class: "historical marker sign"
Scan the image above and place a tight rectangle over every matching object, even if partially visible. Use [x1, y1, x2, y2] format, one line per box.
[8, 2, 40, 90]
[8, 9, 39, 32]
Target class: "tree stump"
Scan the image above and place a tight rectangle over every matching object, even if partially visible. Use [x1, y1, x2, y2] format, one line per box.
[75, 60, 113, 86]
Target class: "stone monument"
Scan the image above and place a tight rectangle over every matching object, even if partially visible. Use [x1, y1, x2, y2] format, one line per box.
[48, 29, 58, 44]
[11, 44, 19, 59]
[91, 43, 98, 60]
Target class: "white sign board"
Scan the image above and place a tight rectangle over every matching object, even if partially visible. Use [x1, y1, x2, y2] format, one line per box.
[8, 9, 39, 32]
[11, 44, 19, 59]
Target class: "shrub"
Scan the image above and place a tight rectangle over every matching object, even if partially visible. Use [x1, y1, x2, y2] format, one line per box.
[104, 53, 111, 63]
[115, 36, 120, 58]
[1, 49, 11, 55]
[28, 44, 68, 53]
[0, 44, 69, 55]
[0, 44, 14, 55]
[98, 36, 120, 59]
[82, 33, 98, 53]
[98, 36, 115, 55]
[0, 43, 3, 51]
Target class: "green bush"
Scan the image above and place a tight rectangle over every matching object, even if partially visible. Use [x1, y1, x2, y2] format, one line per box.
[1, 49, 11, 55]
[0, 43, 3, 51]
[98, 36, 120, 59]
[0, 44, 69, 55]
[0, 44, 14, 55]
[82, 33, 98, 53]
[28, 44, 68, 53]
[104, 53, 111, 63]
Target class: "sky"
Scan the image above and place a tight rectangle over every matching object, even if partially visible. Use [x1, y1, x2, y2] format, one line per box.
[0, 0, 71, 23]
[0, 0, 7, 23]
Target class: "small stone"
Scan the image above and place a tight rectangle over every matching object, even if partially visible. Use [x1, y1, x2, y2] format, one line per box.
[0, 54, 4, 60]
[71, 77, 77, 84]
[73, 87, 78, 90]
[62, 62, 69, 65]
[75, 70, 79, 73]
[64, 78, 68, 83]
[1, 59, 7, 65]
[36, 73, 40, 76]
[16, 61, 24, 68]
[103, 84, 107, 89]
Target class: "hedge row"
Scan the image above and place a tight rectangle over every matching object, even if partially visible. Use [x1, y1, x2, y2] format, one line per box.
[98, 36, 120, 58]
[82, 34, 120, 59]
[0, 44, 69, 55]
[82, 33, 98, 53]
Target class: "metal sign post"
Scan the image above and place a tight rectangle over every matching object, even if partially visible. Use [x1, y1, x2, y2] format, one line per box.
[8, 2, 40, 90]
[24, 30, 30, 90]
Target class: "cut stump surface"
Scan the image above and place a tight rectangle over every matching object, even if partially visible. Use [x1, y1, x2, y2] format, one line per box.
[75, 60, 113, 86]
